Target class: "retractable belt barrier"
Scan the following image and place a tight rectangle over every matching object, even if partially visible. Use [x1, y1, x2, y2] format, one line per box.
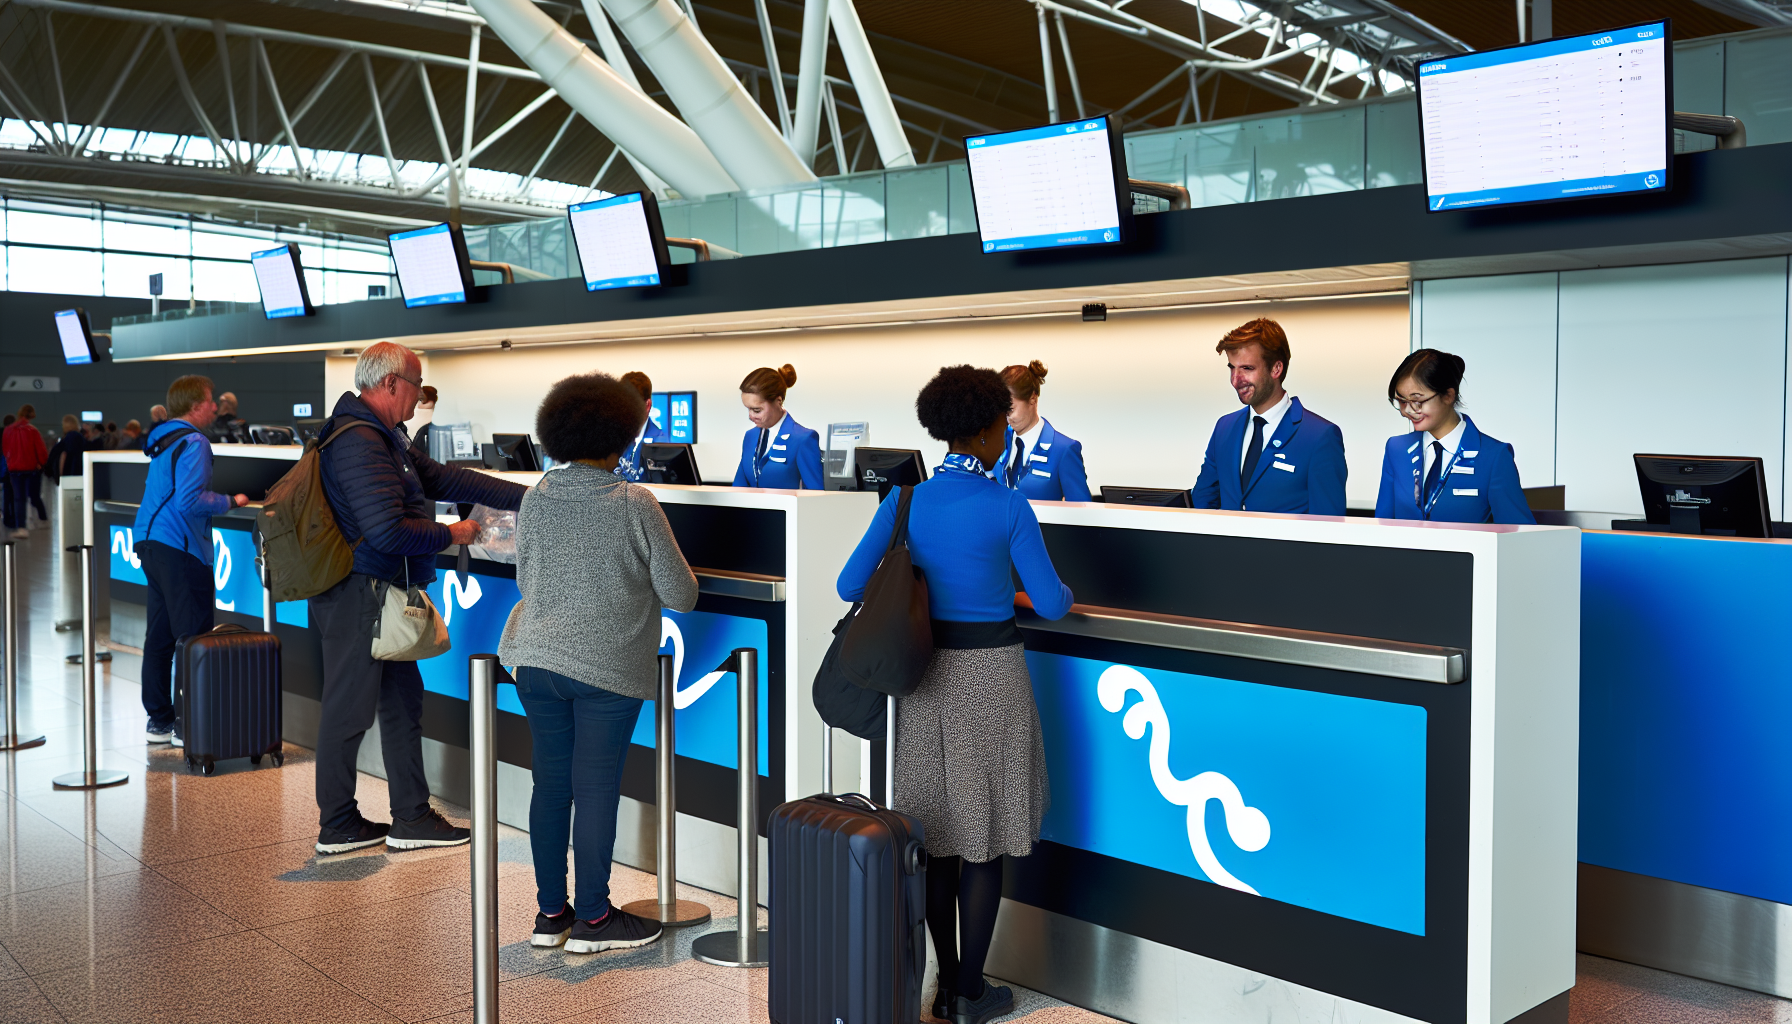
[619, 653, 711, 928]
[691, 647, 770, 969]
[0, 542, 44, 752]
[52, 545, 126, 789]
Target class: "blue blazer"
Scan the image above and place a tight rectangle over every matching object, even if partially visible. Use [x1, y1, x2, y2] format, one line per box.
[1374, 416, 1534, 525]
[1191, 397, 1347, 515]
[616, 434, 647, 482]
[732, 413, 824, 489]
[990, 419, 1092, 502]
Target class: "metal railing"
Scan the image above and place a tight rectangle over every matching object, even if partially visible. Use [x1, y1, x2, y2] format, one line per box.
[0, 542, 44, 752]
[51, 545, 127, 789]
[618, 653, 711, 927]
[690, 647, 769, 969]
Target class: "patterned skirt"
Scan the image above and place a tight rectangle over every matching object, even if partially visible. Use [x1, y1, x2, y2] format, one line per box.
[893, 643, 1048, 863]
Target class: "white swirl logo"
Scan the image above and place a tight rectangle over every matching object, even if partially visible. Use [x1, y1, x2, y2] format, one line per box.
[211, 529, 234, 611]
[110, 528, 140, 570]
[660, 616, 729, 710]
[442, 571, 483, 626]
[1097, 664, 1271, 894]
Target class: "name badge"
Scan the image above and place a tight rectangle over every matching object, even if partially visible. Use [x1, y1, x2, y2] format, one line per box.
[772, 443, 787, 451]
[1450, 465, 1473, 475]
[1272, 461, 1296, 473]
[770, 456, 787, 463]
[1452, 488, 1478, 496]
[1462, 450, 1478, 458]
[1029, 453, 1048, 463]
[1031, 469, 1051, 478]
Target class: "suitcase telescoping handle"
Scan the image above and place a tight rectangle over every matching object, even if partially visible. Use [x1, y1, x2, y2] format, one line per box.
[820, 693, 896, 809]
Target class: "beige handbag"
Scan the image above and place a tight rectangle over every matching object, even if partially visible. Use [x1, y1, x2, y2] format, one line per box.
[370, 567, 451, 661]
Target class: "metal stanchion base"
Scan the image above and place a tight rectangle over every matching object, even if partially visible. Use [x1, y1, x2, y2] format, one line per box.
[52, 769, 128, 789]
[691, 928, 770, 968]
[620, 898, 712, 927]
[65, 652, 111, 665]
[54, 621, 78, 633]
[0, 734, 45, 751]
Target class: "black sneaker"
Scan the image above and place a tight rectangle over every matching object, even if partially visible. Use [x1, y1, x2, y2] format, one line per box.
[932, 985, 954, 1021]
[952, 981, 1014, 1024]
[316, 816, 390, 855]
[532, 906, 575, 948]
[386, 807, 470, 850]
[563, 908, 663, 953]
[146, 720, 174, 743]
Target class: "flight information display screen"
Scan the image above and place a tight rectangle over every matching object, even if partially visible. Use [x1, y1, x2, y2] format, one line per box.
[389, 223, 469, 308]
[1418, 21, 1670, 212]
[55, 308, 92, 365]
[251, 244, 311, 319]
[568, 193, 663, 290]
[966, 117, 1126, 253]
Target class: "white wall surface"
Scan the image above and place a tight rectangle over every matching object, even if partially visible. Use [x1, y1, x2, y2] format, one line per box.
[1418, 256, 1792, 515]
[338, 294, 1413, 503]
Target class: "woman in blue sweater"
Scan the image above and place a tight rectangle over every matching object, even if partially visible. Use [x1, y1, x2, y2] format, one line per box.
[838, 365, 1073, 1024]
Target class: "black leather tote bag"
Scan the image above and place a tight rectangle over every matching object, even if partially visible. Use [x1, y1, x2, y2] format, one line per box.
[811, 602, 886, 740]
[839, 486, 934, 697]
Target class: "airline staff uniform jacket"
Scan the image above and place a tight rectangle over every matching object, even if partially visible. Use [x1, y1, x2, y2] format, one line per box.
[1374, 416, 1534, 525]
[1191, 397, 1347, 515]
[990, 419, 1092, 501]
[732, 413, 824, 490]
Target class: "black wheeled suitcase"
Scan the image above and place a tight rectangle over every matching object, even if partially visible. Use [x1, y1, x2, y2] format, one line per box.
[176, 623, 284, 776]
[768, 697, 927, 1024]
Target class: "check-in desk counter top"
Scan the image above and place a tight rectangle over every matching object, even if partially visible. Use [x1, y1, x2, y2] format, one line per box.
[83, 449, 879, 900]
[1574, 528, 1792, 998]
[998, 502, 1579, 1024]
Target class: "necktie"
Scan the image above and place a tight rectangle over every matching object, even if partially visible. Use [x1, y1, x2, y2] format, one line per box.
[1422, 440, 1445, 509]
[754, 428, 770, 483]
[1007, 435, 1024, 487]
[1240, 415, 1267, 491]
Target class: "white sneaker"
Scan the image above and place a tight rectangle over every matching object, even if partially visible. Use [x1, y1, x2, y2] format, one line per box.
[170, 733, 184, 748]
[146, 725, 173, 743]
[7, 530, 25, 540]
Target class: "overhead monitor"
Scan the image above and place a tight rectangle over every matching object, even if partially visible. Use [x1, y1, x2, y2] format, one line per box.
[387, 222, 475, 308]
[1633, 454, 1771, 537]
[1417, 20, 1671, 212]
[54, 308, 97, 365]
[250, 243, 314, 319]
[965, 115, 1130, 254]
[80, 410, 102, 423]
[567, 192, 671, 291]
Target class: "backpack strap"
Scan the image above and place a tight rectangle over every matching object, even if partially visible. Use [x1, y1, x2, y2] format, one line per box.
[144, 425, 199, 459]
[886, 485, 915, 552]
[139, 426, 204, 545]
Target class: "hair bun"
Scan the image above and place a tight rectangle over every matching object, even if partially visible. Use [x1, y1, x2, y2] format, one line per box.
[1028, 360, 1048, 381]
[779, 363, 797, 388]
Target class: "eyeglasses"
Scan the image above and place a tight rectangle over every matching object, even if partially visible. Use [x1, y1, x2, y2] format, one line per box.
[1391, 392, 1440, 413]
[390, 373, 424, 391]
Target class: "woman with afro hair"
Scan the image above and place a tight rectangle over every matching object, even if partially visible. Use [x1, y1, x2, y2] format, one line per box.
[837, 365, 1074, 1024]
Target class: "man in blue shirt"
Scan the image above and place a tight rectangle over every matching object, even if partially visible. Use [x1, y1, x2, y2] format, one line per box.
[1191, 318, 1347, 515]
[133, 376, 248, 744]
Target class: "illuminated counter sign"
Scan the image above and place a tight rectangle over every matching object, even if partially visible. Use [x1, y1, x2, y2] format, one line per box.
[108, 524, 308, 627]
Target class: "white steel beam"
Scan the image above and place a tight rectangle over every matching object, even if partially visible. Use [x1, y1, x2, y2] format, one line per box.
[362, 53, 403, 189]
[753, 0, 792, 136]
[577, 0, 676, 199]
[72, 24, 154, 156]
[1036, 3, 1058, 123]
[791, 0, 829, 167]
[827, 0, 913, 167]
[163, 27, 233, 165]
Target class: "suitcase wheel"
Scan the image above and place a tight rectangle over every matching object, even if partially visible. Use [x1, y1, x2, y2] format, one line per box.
[272, 751, 285, 768]
[249, 755, 261, 766]
[185, 756, 199, 774]
[200, 758, 216, 777]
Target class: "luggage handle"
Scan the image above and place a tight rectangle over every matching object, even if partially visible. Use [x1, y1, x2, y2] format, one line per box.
[820, 693, 896, 809]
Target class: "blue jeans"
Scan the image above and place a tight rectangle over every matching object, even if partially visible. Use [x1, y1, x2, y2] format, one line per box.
[514, 666, 642, 920]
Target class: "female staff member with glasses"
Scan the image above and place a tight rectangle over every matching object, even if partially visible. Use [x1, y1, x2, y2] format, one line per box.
[1374, 349, 1534, 525]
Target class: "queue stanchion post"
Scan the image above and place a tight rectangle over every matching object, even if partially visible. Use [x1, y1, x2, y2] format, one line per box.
[469, 654, 500, 1024]
[691, 647, 769, 968]
[620, 653, 710, 927]
[52, 545, 126, 789]
[0, 542, 44, 751]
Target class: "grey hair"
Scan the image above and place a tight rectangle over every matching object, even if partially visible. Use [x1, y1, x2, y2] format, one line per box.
[354, 342, 416, 392]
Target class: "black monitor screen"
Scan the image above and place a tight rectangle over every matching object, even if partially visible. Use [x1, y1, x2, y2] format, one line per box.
[1634, 454, 1771, 537]
[492, 433, 542, 472]
[641, 443, 701, 485]
[854, 447, 928, 499]
[1100, 485, 1194, 508]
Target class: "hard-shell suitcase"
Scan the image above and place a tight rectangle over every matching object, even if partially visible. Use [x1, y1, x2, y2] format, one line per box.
[768, 696, 927, 1024]
[176, 623, 284, 776]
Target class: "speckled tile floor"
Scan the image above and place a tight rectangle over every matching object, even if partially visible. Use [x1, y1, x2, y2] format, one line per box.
[0, 518, 1786, 1023]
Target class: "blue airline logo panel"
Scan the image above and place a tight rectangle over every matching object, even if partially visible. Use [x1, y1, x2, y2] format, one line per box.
[108, 524, 308, 627]
[1028, 651, 1428, 934]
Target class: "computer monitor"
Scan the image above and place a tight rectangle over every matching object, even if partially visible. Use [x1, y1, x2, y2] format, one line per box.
[1417, 20, 1671, 212]
[567, 191, 671, 291]
[641, 443, 701, 485]
[964, 115, 1131, 254]
[54, 308, 98, 365]
[1634, 454, 1771, 537]
[491, 433, 542, 472]
[854, 447, 928, 498]
[387, 222, 475, 308]
[249, 424, 296, 445]
[293, 418, 326, 444]
[250, 243, 314, 319]
[1100, 485, 1194, 508]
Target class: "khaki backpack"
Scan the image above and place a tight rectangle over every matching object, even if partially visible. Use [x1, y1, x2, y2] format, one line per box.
[257, 422, 373, 603]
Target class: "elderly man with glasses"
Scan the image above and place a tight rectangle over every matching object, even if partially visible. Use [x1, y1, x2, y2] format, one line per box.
[311, 342, 526, 855]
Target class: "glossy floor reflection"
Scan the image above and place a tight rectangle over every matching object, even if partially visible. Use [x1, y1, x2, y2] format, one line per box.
[0, 522, 1786, 1022]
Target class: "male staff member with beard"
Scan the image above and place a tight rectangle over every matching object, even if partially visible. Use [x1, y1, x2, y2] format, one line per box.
[1191, 318, 1347, 515]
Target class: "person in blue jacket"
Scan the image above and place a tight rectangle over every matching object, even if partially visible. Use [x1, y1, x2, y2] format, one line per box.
[989, 360, 1092, 502]
[1375, 349, 1535, 525]
[133, 375, 249, 745]
[838, 365, 1072, 1024]
[614, 371, 656, 482]
[1192, 318, 1347, 515]
[731, 363, 823, 489]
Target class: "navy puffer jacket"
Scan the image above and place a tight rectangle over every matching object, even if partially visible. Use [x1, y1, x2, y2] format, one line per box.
[317, 391, 525, 584]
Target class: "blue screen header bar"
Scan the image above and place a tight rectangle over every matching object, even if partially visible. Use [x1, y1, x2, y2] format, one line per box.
[1419, 22, 1665, 78]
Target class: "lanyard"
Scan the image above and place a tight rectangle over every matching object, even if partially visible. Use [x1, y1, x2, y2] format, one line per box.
[938, 452, 985, 477]
[1417, 442, 1465, 519]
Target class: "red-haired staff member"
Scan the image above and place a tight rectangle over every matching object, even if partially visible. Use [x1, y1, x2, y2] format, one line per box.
[989, 361, 1091, 501]
[1191, 318, 1347, 515]
[732, 364, 823, 489]
[1375, 349, 1533, 525]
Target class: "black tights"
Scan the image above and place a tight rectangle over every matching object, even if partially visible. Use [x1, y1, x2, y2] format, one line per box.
[927, 855, 1004, 1000]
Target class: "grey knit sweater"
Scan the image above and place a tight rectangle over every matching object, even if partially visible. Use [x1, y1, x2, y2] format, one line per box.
[497, 463, 698, 699]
